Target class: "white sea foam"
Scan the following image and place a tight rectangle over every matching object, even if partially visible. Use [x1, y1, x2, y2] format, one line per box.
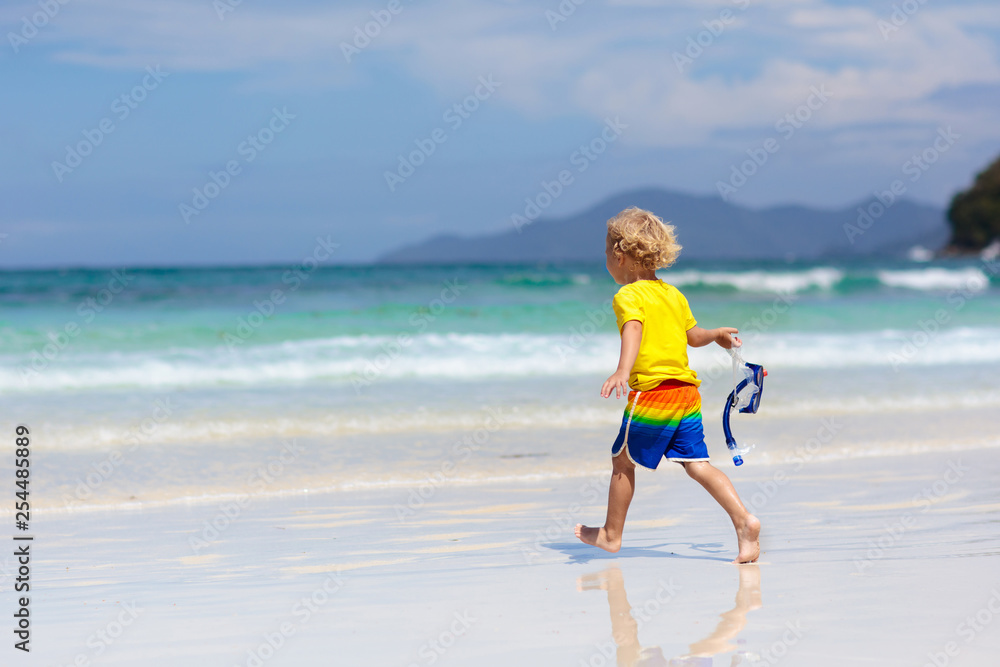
[719, 327, 1000, 369]
[666, 267, 844, 293]
[7, 326, 1000, 393]
[876, 267, 990, 292]
[762, 389, 1000, 417]
[28, 382, 1000, 453]
[31, 405, 623, 451]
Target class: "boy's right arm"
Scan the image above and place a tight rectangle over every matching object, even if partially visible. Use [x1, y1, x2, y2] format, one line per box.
[602, 320, 642, 399]
[686, 325, 741, 349]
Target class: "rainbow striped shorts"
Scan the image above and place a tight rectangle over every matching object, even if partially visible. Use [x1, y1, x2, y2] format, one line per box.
[611, 379, 710, 469]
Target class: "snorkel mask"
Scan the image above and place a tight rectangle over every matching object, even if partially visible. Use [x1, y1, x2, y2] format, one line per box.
[723, 346, 766, 466]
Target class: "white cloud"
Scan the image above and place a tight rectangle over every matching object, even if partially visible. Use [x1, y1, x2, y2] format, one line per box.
[22, 0, 357, 73]
[13, 0, 1000, 152]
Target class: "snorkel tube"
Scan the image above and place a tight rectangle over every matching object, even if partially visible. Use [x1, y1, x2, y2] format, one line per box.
[722, 350, 767, 466]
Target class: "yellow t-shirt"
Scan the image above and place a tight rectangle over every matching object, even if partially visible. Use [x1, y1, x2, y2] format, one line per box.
[612, 279, 699, 390]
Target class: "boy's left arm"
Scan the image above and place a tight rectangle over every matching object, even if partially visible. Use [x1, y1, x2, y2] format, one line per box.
[687, 325, 741, 349]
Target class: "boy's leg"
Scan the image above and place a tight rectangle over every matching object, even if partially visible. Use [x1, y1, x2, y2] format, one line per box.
[575, 452, 635, 553]
[681, 461, 761, 563]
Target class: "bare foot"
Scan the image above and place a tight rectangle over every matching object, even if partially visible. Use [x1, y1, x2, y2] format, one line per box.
[575, 523, 621, 553]
[734, 515, 761, 564]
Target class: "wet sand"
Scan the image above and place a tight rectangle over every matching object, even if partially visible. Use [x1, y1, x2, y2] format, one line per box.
[20, 446, 1000, 666]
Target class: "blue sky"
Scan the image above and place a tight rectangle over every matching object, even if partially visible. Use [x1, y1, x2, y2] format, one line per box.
[2, 0, 999, 267]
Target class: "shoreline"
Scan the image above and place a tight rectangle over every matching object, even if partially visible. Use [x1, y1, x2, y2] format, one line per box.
[20, 423, 1000, 516]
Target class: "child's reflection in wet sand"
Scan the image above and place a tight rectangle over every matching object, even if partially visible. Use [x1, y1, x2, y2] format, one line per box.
[577, 565, 762, 666]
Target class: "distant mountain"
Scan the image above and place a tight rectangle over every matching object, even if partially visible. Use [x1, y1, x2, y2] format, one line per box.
[377, 188, 948, 264]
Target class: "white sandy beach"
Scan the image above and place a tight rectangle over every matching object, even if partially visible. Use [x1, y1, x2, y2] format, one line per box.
[7, 261, 1000, 666]
[19, 443, 1000, 667]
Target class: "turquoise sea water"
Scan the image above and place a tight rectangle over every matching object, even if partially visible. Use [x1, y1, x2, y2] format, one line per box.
[3, 258, 999, 509]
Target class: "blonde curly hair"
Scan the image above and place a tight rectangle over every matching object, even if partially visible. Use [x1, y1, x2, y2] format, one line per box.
[606, 207, 681, 270]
